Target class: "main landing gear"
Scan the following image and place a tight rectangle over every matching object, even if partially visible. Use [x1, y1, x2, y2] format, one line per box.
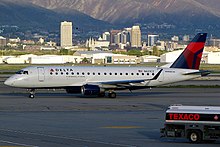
[28, 89, 35, 99]
[108, 91, 116, 98]
[98, 91, 117, 98]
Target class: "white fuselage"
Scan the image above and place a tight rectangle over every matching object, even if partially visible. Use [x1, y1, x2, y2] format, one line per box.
[4, 66, 201, 89]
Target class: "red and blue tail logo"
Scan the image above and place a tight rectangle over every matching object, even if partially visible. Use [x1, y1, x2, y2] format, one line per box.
[170, 33, 207, 70]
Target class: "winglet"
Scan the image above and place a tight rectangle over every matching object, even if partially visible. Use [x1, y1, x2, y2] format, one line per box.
[170, 33, 207, 70]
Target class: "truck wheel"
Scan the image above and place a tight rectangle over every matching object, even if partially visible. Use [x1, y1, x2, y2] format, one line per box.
[188, 130, 202, 143]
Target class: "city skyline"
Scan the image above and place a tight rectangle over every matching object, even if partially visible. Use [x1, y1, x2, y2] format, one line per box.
[1, 0, 220, 38]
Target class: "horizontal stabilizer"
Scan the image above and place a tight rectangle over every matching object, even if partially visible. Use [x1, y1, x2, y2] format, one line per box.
[182, 70, 210, 76]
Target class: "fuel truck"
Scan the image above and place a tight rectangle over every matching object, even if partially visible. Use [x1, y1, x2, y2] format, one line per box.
[161, 105, 220, 143]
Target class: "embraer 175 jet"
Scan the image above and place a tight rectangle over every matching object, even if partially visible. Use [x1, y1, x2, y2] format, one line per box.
[4, 33, 209, 98]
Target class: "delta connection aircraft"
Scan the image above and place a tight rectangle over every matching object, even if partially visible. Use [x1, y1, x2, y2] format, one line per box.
[4, 33, 209, 98]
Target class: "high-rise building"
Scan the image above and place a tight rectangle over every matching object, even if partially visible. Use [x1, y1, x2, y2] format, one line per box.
[210, 39, 220, 48]
[183, 35, 190, 42]
[148, 35, 159, 46]
[124, 28, 132, 43]
[110, 30, 121, 45]
[60, 21, 72, 48]
[131, 25, 141, 48]
[0, 36, 6, 47]
[171, 36, 179, 42]
[121, 31, 127, 44]
[115, 32, 121, 45]
[102, 32, 110, 41]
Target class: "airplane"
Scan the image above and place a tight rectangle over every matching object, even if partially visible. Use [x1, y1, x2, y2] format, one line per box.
[4, 33, 209, 99]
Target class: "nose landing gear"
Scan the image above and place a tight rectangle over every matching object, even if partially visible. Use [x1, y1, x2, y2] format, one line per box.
[28, 89, 35, 99]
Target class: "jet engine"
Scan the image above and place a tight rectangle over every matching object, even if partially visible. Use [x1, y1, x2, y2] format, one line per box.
[81, 84, 103, 96]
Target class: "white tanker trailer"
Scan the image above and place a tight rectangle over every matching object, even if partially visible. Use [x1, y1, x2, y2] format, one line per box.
[161, 105, 220, 143]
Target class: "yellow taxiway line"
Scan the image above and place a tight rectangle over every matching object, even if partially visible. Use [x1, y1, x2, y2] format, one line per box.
[101, 126, 144, 129]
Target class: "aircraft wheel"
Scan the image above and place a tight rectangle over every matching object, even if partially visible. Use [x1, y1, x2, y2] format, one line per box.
[108, 92, 116, 98]
[29, 94, 35, 99]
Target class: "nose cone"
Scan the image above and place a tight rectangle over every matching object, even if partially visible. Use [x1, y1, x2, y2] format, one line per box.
[4, 78, 14, 86]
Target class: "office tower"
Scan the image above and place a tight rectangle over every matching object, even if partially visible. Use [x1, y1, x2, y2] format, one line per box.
[110, 30, 121, 45]
[148, 35, 159, 46]
[102, 32, 110, 41]
[124, 28, 132, 43]
[131, 25, 141, 48]
[0, 36, 6, 47]
[183, 35, 190, 42]
[171, 36, 179, 42]
[60, 21, 72, 48]
[115, 32, 122, 45]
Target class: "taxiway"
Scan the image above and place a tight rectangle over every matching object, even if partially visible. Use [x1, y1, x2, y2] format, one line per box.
[0, 77, 219, 147]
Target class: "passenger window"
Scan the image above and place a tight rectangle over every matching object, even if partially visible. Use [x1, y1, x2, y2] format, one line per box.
[126, 73, 128, 75]
[120, 73, 122, 75]
[87, 72, 90, 75]
[147, 73, 149, 75]
[55, 72, 58, 75]
[104, 73, 107, 75]
[152, 73, 155, 75]
[93, 72, 95, 75]
[142, 73, 144, 76]
[137, 73, 139, 75]
[98, 73, 100, 75]
[115, 73, 117, 75]
[66, 72, 68, 75]
[61, 72, 63, 75]
[109, 73, 112, 75]
[77, 72, 79, 75]
[71, 72, 74, 75]
[131, 73, 134, 75]
[82, 72, 85, 75]
[50, 72, 53, 75]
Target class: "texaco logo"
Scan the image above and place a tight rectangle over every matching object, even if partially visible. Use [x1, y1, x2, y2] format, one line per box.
[214, 115, 219, 120]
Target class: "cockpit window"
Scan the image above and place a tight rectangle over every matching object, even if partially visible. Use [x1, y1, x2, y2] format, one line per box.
[16, 70, 28, 75]
[23, 71, 28, 74]
[16, 70, 24, 74]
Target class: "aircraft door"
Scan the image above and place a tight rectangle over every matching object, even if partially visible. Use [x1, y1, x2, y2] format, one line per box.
[38, 67, 45, 82]
[158, 69, 164, 82]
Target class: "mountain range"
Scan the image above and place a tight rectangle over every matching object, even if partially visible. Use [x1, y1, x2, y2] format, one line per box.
[0, 0, 112, 32]
[1, 0, 220, 34]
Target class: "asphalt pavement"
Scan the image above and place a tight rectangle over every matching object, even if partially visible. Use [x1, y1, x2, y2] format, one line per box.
[0, 77, 220, 147]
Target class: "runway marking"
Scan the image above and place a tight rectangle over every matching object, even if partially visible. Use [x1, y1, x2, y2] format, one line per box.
[102, 126, 144, 129]
[0, 140, 38, 147]
[0, 129, 134, 147]
[0, 146, 25, 147]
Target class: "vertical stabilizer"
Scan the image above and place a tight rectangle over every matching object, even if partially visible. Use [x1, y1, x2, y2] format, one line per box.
[170, 33, 207, 70]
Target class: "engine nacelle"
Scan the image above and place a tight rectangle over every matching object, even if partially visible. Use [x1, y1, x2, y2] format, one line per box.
[81, 85, 102, 96]
[65, 87, 81, 93]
